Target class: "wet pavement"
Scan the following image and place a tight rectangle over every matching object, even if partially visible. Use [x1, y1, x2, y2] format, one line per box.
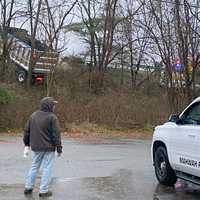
[0, 136, 200, 200]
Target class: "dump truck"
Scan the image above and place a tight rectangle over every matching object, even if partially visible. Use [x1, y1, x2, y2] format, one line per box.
[0, 27, 59, 83]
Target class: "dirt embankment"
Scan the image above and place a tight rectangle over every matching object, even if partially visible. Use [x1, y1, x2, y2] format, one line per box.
[64, 123, 152, 139]
[1, 123, 153, 140]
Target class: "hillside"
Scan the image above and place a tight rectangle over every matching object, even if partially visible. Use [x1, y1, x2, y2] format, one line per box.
[0, 61, 191, 138]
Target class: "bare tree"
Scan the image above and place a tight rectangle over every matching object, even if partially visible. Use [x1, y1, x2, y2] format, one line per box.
[66, 0, 139, 91]
[137, 0, 184, 111]
[26, 0, 42, 88]
[121, 0, 152, 89]
[174, 0, 200, 102]
[75, 0, 120, 91]
[37, 0, 77, 96]
[0, 0, 15, 79]
[136, 0, 200, 111]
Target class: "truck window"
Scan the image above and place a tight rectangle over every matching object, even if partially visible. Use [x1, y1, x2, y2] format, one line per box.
[181, 103, 200, 125]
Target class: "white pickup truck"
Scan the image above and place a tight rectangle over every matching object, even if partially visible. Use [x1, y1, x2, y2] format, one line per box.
[152, 97, 200, 186]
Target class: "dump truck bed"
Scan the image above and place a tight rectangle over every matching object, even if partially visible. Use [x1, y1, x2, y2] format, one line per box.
[0, 27, 59, 74]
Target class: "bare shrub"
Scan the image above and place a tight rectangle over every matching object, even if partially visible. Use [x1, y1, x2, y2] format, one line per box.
[0, 68, 190, 133]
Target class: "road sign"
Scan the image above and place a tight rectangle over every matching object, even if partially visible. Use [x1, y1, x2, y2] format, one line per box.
[175, 59, 183, 71]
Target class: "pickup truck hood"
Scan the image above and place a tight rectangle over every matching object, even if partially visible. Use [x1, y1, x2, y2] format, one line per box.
[155, 122, 177, 130]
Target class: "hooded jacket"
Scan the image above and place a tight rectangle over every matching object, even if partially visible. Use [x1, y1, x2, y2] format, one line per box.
[23, 97, 62, 153]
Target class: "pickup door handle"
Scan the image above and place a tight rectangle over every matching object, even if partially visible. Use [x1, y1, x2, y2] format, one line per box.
[188, 134, 196, 138]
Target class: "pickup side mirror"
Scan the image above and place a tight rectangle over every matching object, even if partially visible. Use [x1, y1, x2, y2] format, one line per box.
[169, 114, 180, 123]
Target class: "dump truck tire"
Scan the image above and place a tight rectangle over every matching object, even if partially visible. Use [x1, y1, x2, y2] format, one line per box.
[17, 70, 27, 83]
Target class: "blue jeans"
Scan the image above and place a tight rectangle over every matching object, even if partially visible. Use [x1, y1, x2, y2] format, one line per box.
[25, 151, 55, 193]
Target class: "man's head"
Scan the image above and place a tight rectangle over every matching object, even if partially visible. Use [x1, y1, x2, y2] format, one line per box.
[40, 97, 58, 112]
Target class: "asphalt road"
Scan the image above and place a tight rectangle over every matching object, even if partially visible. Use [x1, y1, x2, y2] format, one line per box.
[0, 136, 200, 200]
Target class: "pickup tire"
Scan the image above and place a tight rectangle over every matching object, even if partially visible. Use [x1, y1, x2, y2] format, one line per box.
[154, 146, 177, 186]
[17, 70, 27, 83]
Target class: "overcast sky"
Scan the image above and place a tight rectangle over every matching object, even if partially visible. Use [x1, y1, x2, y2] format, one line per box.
[9, 0, 85, 56]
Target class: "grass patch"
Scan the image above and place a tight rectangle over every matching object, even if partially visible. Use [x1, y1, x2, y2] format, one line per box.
[0, 87, 12, 105]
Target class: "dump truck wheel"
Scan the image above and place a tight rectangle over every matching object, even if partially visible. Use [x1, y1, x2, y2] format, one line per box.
[17, 70, 27, 83]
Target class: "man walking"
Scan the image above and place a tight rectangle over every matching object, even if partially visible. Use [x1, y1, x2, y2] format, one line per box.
[23, 97, 62, 197]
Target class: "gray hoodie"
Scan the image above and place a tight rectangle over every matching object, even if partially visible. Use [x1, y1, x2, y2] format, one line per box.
[23, 97, 62, 153]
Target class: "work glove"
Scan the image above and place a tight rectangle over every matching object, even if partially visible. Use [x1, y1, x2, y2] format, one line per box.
[23, 146, 30, 158]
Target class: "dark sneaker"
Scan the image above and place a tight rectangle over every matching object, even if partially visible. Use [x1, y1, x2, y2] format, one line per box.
[39, 191, 52, 197]
[24, 188, 33, 195]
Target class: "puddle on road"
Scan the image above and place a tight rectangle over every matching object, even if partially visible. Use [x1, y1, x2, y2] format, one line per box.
[154, 183, 200, 200]
[2, 171, 200, 200]
[53, 169, 200, 200]
[51, 169, 135, 200]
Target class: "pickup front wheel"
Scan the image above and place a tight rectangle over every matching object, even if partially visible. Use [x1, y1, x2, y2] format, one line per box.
[154, 146, 177, 186]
